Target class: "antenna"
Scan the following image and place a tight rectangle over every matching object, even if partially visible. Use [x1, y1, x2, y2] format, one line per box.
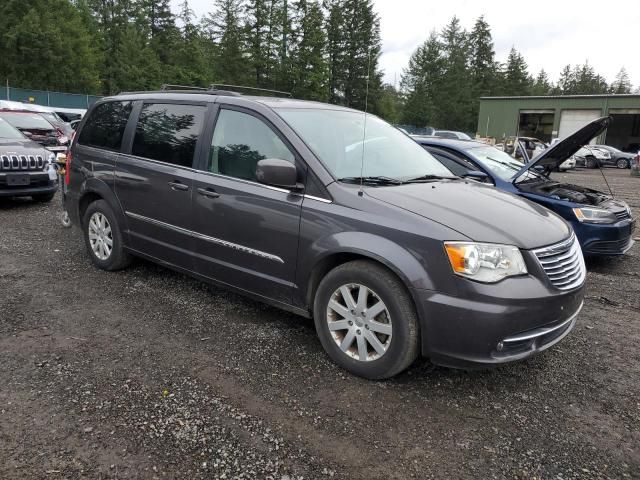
[358, 49, 372, 196]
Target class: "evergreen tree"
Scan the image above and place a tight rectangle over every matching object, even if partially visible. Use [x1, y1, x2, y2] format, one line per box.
[501, 47, 531, 96]
[324, 0, 346, 104]
[174, 0, 215, 86]
[340, 0, 383, 111]
[531, 69, 552, 95]
[611, 67, 632, 94]
[400, 31, 443, 128]
[0, 0, 100, 93]
[468, 16, 496, 98]
[290, 0, 329, 100]
[437, 17, 473, 131]
[204, 0, 250, 84]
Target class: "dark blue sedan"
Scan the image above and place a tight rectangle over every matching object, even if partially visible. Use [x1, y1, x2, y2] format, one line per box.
[413, 117, 635, 256]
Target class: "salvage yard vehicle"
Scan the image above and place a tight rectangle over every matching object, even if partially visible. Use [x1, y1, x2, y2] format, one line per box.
[573, 145, 610, 169]
[0, 110, 69, 155]
[590, 145, 635, 169]
[415, 117, 635, 256]
[64, 88, 585, 379]
[0, 117, 58, 202]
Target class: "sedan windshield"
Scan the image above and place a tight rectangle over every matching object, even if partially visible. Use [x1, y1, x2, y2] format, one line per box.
[467, 146, 542, 182]
[276, 108, 454, 182]
[0, 112, 54, 130]
[0, 118, 26, 139]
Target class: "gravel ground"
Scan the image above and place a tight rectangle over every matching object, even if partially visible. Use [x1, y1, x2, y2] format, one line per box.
[0, 168, 639, 479]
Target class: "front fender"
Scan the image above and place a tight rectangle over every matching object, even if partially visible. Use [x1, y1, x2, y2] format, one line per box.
[295, 231, 435, 310]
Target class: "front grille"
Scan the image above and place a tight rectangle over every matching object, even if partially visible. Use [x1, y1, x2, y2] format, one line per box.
[0, 154, 45, 171]
[586, 237, 633, 255]
[533, 234, 586, 290]
[615, 210, 631, 221]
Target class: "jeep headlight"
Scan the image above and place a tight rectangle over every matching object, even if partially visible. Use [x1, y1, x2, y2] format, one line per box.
[573, 207, 616, 224]
[444, 242, 527, 283]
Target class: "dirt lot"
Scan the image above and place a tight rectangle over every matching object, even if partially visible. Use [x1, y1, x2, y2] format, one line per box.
[1, 168, 639, 479]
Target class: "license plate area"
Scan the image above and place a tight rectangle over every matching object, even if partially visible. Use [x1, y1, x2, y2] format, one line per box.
[7, 174, 30, 186]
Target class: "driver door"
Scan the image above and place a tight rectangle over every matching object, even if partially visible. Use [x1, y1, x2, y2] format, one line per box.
[190, 106, 304, 303]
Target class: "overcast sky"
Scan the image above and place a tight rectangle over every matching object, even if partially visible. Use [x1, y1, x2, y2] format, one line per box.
[176, 0, 640, 89]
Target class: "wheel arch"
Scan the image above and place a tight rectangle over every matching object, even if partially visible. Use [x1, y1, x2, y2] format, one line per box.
[78, 178, 127, 233]
[300, 232, 433, 315]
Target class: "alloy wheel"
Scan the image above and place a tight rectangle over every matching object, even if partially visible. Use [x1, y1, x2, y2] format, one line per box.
[88, 212, 113, 261]
[326, 283, 392, 362]
[617, 159, 628, 169]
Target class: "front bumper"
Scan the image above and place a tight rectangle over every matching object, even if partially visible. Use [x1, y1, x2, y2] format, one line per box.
[573, 218, 636, 256]
[0, 172, 58, 198]
[411, 276, 584, 369]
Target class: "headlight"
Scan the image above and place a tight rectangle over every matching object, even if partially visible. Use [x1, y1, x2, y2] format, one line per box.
[444, 242, 528, 283]
[573, 207, 616, 224]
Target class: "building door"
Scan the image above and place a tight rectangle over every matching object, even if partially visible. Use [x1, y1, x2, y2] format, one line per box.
[558, 110, 602, 142]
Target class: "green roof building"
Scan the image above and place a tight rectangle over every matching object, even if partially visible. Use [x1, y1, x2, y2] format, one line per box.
[477, 94, 640, 152]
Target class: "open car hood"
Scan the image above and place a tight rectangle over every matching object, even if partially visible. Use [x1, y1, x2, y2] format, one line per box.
[512, 116, 611, 182]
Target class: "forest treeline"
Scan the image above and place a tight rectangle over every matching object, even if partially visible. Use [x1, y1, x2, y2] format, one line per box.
[0, 1, 634, 132]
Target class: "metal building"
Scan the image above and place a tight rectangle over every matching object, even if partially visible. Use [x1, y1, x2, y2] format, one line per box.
[477, 94, 640, 152]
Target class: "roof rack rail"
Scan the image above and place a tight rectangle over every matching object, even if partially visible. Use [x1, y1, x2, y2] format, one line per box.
[209, 84, 292, 98]
[160, 84, 208, 91]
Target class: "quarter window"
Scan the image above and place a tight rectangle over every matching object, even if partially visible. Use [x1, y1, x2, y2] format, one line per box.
[78, 101, 132, 151]
[132, 103, 206, 167]
[208, 109, 294, 181]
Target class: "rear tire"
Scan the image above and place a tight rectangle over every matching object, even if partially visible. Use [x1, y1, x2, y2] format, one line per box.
[83, 199, 132, 271]
[313, 260, 419, 379]
[617, 158, 629, 169]
[33, 193, 55, 202]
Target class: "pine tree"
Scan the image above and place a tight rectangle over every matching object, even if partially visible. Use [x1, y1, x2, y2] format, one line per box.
[501, 47, 531, 96]
[0, 0, 100, 93]
[437, 17, 473, 131]
[324, 0, 346, 104]
[468, 16, 496, 98]
[290, 0, 329, 100]
[174, 0, 214, 86]
[204, 0, 250, 84]
[400, 31, 443, 128]
[340, 0, 383, 111]
[531, 69, 552, 95]
[612, 67, 632, 94]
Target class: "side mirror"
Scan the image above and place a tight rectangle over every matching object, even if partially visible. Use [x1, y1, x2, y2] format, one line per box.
[463, 170, 489, 181]
[256, 159, 302, 190]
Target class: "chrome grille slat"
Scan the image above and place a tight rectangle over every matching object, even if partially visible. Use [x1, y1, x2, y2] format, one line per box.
[533, 235, 586, 291]
[0, 153, 47, 171]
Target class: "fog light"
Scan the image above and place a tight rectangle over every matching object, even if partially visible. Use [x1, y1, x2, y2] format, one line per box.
[496, 341, 504, 352]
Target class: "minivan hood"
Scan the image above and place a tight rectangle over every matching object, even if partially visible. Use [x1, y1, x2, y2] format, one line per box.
[513, 116, 611, 180]
[365, 180, 571, 249]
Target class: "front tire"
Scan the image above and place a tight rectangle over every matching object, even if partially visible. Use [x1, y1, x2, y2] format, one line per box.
[313, 260, 419, 379]
[585, 156, 598, 169]
[33, 192, 55, 202]
[83, 199, 132, 271]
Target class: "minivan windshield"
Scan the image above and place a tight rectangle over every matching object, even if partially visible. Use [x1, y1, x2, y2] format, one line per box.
[467, 145, 543, 182]
[277, 108, 454, 182]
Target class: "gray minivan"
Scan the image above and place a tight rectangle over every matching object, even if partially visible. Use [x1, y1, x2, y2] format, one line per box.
[65, 89, 585, 379]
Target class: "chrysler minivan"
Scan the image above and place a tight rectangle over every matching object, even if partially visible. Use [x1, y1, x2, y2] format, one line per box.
[64, 89, 585, 379]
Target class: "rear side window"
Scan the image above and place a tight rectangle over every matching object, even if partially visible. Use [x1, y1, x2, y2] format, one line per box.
[78, 101, 132, 150]
[132, 103, 206, 167]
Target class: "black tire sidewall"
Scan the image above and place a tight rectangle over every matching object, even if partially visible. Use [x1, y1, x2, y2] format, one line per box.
[82, 200, 129, 271]
[33, 193, 55, 202]
[313, 262, 418, 379]
[617, 159, 628, 169]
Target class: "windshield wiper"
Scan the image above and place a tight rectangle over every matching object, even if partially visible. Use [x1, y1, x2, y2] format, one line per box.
[405, 174, 453, 183]
[337, 176, 405, 185]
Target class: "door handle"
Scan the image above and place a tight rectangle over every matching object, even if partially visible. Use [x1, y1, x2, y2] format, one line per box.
[197, 187, 220, 199]
[168, 181, 189, 191]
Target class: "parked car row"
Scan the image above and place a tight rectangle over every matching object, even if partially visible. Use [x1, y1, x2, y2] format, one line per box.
[572, 145, 635, 169]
